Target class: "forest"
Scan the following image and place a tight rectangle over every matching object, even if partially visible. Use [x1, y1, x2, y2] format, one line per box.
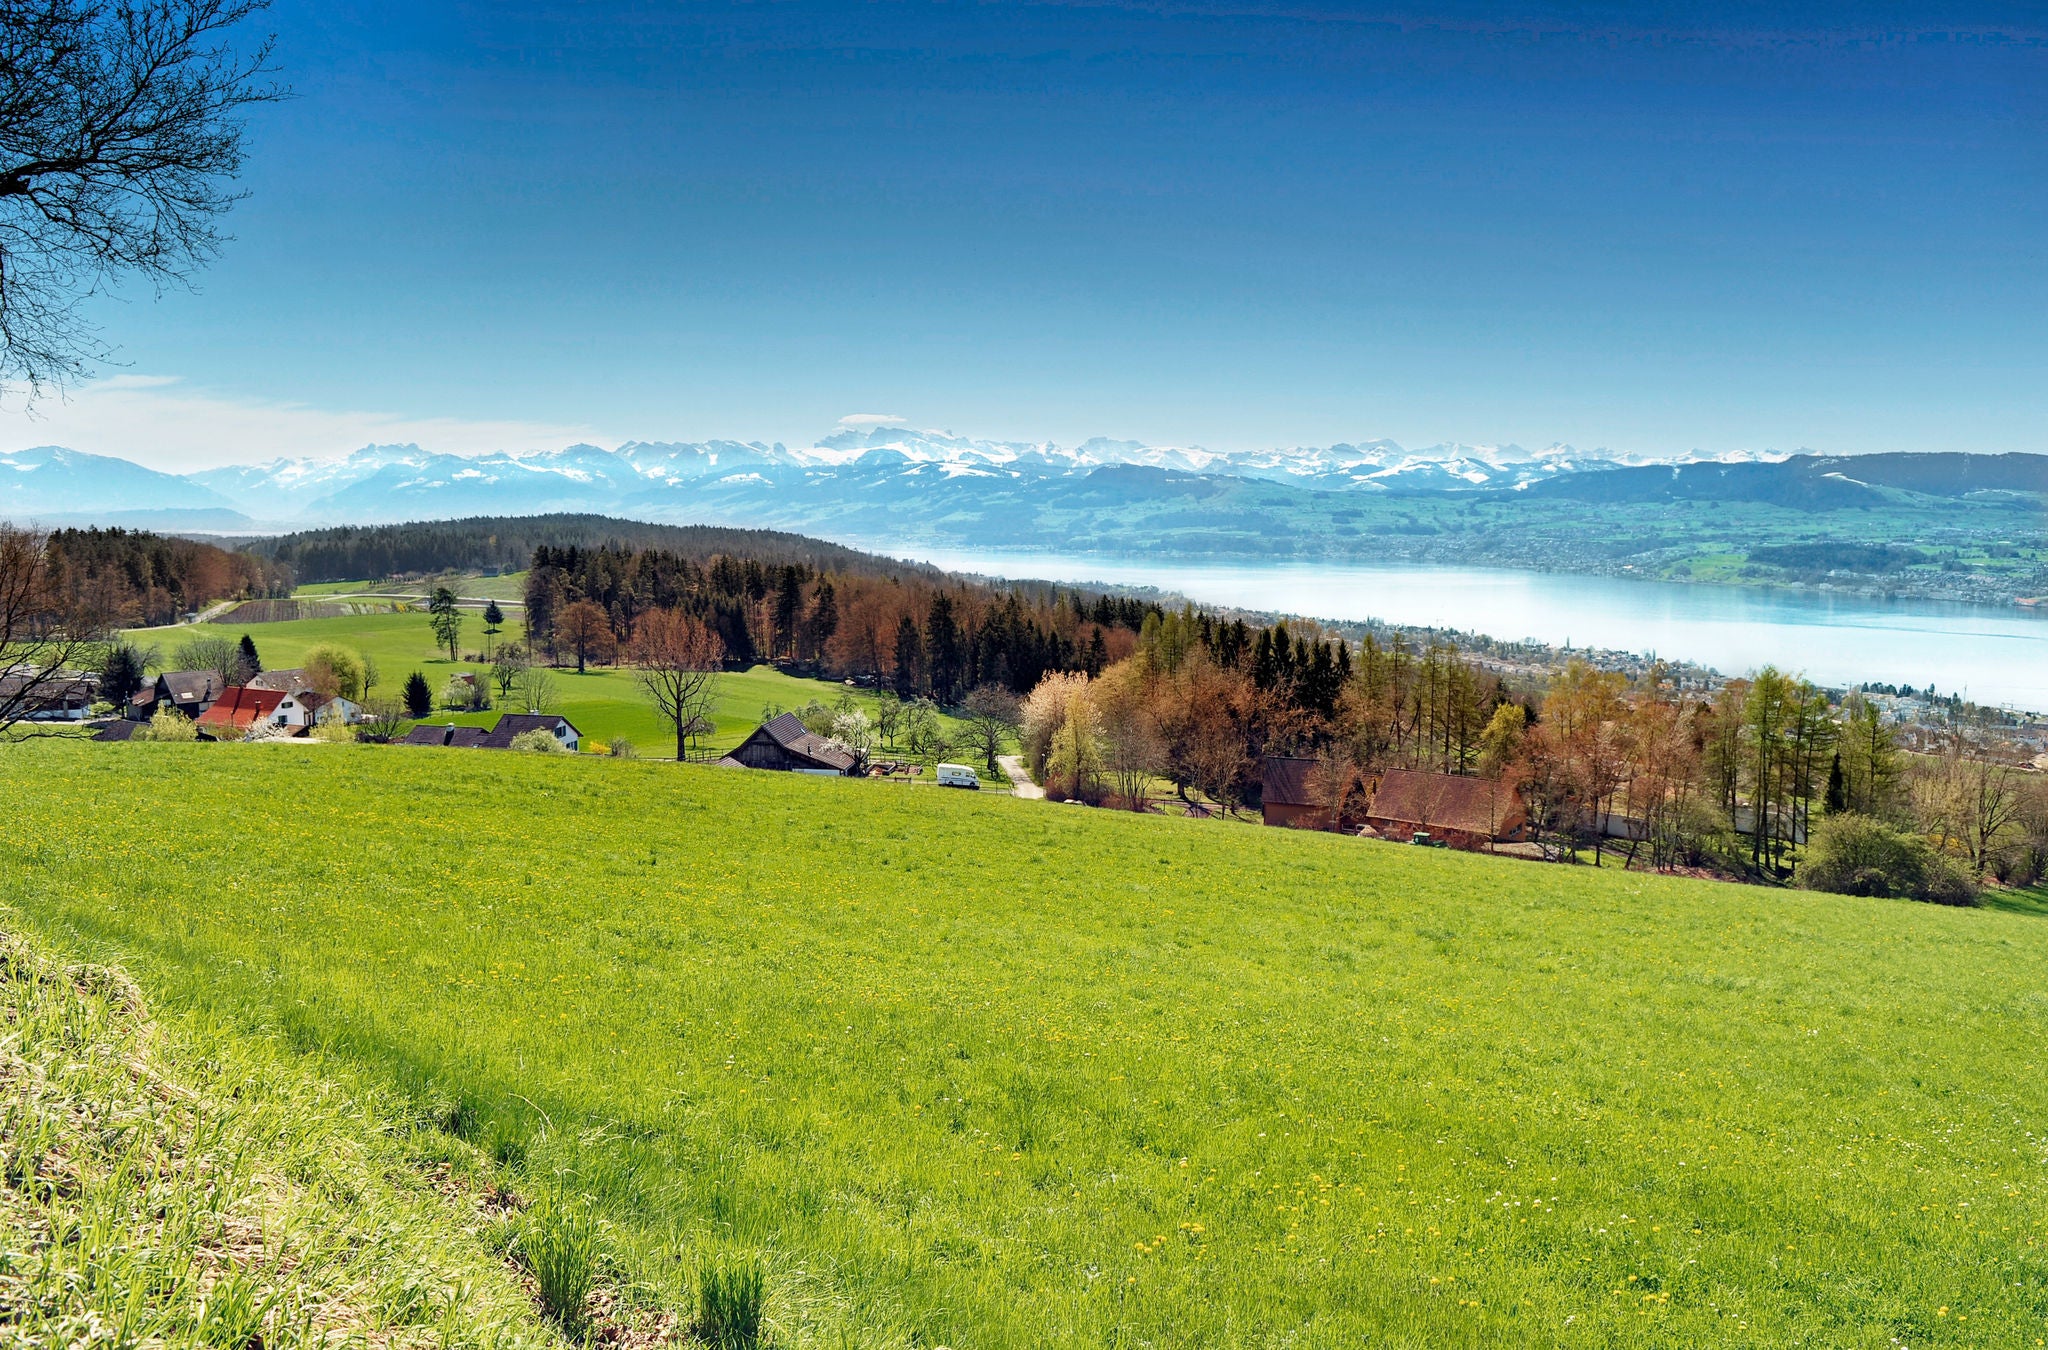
[1021, 623, 2041, 902]
[45, 528, 289, 628]
[243, 515, 953, 585]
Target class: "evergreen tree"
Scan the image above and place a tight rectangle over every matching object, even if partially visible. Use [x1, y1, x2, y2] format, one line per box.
[1084, 627, 1108, 677]
[402, 671, 433, 719]
[1824, 751, 1848, 813]
[427, 587, 464, 661]
[772, 565, 805, 658]
[804, 579, 839, 661]
[893, 615, 923, 698]
[96, 643, 148, 708]
[482, 600, 504, 659]
[235, 633, 261, 682]
[925, 594, 963, 703]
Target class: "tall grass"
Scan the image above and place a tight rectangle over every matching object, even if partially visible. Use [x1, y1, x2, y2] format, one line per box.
[515, 1197, 601, 1337]
[10, 739, 2048, 1345]
[697, 1254, 767, 1349]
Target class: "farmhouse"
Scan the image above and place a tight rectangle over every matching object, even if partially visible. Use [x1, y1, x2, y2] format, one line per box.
[245, 668, 310, 694]
[478, 713, 581, 751]
[193, 687, 289, 738]
[717, 711, 855, 775]
[0, 670, 98, 721]
[1260, 756, 1323, 828]
[131, 670, 222, 721]
[1364, 769, 1526, 851]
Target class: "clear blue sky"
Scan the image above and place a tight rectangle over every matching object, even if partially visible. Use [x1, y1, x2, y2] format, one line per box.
[27, 1, 2048, 464]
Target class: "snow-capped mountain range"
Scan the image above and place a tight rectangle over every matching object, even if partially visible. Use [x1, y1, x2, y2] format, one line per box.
[1, 427, 1795, 532]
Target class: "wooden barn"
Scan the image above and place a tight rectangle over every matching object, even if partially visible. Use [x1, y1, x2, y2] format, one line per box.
[1364, 769, 1526, 851]
[717, 712, 856, 775]
[1259, 756, 1323, 828]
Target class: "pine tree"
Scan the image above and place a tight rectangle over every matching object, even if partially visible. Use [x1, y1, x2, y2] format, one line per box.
[924, 594, 962, 703]
[893, 615, 923, 698]
[403, 671, 433, 719]
[1824, 750, 1847, 814]
[235, 633, 261, 682]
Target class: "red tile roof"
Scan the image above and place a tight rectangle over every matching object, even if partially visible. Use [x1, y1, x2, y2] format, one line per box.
[194, 686, 287, 732]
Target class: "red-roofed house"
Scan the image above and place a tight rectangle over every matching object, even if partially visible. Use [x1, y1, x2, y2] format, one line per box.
[193, 687, 289, 739]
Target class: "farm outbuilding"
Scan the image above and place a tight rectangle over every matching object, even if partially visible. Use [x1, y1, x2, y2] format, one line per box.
[1259, 756, 1323, 828]
[1364, 769, 1526, 851]
[717, 711, 855, 775]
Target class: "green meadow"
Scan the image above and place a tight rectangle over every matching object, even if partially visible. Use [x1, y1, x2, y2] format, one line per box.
[7, 739, 2048, 1345]
[124, 608, 944, 759]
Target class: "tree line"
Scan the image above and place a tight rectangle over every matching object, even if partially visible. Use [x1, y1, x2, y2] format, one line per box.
[242, 515, 956, 586]
[45, 528, 288, 628]
[517, 543, 1163, 701]
[1014, 612, 2048, 902]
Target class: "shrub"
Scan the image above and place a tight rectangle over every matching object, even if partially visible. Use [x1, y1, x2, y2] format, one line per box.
[697, 1253, 766, 1349]
[308, 719, 358, 744]
[143, 707, 197, 742]
[512, 1197, 598, 1336]
[1797, 814, 1978, 906]
[508, 728, 565, 754]
[607, 737, 638, 759]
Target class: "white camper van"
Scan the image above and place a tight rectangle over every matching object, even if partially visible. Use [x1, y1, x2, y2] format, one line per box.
[935, 763, 980, 789]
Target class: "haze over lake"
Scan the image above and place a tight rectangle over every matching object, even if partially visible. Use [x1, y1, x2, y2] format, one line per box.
[897, 549, 2048, 712]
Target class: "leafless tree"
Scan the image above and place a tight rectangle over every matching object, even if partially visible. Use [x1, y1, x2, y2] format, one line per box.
[170, 631, 235, 683]
[956, 683, 1020, 773]
[2, 0, 284, 395]
[632, 607, 724, 761]
[514, 665, 558, 715]
[0, 523, 110, 737]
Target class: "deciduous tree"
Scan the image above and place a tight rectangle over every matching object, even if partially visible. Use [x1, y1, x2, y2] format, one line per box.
[632, 607, 724, 761]
[957, 683, 1020, 773]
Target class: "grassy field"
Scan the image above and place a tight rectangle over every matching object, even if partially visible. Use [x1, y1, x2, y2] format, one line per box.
[7, 740, 2048, 1345]
[124, 609, 971, 764]
[0, 924, 561, 1346]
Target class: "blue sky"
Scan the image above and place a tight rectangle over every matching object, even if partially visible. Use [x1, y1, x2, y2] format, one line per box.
[9, 1, 2047, 468]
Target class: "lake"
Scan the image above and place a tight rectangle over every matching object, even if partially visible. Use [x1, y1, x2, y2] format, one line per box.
[890, 548, 2048, 713]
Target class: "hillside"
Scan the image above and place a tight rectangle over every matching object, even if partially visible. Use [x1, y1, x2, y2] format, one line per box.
[0, 924, 560, 1345]
[6, 740, 2047, 1344]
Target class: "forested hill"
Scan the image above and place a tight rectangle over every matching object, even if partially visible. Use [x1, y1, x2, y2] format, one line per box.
[1527, 451, 2048, 506]
[242, 515, 949, 584]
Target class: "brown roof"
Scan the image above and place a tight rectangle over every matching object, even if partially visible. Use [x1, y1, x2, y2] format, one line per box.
[157, 670, 221, 705]
[1261, 756, 1318, 808]
[401, 723, 456, 746]
[93, 719, 146, 742]
[1368, 770, 1518, 838]
[754, 711, 856, 772]
[478, 713, 580, 749]
[245, 668, 309, 693]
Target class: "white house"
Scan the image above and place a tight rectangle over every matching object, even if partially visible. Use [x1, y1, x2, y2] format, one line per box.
[271, 690, 364, 729]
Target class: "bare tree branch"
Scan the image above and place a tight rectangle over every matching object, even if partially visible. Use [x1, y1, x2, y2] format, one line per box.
[0, 0, 284, 396]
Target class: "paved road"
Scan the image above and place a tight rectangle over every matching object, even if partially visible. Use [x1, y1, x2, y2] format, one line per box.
[997, 754, 1044, 799]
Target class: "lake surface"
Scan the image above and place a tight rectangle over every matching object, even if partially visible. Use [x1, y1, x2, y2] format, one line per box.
[892, 547, 2048, 712]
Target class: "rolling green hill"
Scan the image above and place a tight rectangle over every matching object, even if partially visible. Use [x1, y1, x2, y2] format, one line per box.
[123, 609, 969, 763]
[6, 740, 2047, 1345]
